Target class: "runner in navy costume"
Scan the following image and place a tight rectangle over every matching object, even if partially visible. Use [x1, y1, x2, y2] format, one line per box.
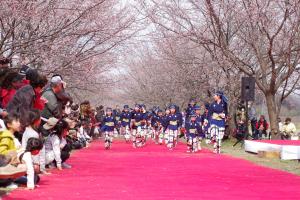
[166, 104, 182, 149]
[194, 105, 204, 150]
[151, 109, 164, 144]
[201, 103, 211, 143]
[208, 91, 228, 154]
[185, 111, 202, 153]
[101, 107, 117, 149]
[120, 105, 132, 142]
[131, 104, 145, 148]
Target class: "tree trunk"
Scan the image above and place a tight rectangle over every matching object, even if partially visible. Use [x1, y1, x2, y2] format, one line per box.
[265, 92, 279, 139]
[227, 102, 237, 137]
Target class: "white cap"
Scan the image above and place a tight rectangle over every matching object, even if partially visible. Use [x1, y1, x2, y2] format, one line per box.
[51, 76, 66, 88]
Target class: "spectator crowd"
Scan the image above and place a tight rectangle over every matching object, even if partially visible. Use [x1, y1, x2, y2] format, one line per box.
[234, 102, 298, 141]
[0, 57, 96, 190]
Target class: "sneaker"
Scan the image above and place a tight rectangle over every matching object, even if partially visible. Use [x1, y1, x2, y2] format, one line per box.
[62, 163, 72, 169]
[6, 183, 18, 189]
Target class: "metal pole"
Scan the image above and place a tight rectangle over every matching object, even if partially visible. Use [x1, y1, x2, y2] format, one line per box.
[245, 100, 249, 140]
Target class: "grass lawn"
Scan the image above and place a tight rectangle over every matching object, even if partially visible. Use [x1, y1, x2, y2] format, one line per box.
[202, 138, 300, 176]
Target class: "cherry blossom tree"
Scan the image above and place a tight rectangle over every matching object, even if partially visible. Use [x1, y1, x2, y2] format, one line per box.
[0, 0, 137, 102]
[137, 0, 300, 135]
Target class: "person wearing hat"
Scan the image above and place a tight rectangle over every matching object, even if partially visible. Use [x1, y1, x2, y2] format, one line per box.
[140, 103, 151, 146]
[34, 117, 59, 173]
[150, 107, 159, 129]
[101, 108, 117, 149]
[43, 74, 72, 114]
[18, 67, 48, 112]
[18, 65, 31, 85]
[162, 107, 170, 134]
[52, 75, 72, 106]
[202, 103, 211, 143]
[185, 99, 196, 119]
[174, 104, 183, 131]
[194, 105, 205, 149]
[6, 74, 48, 129]
[113, 105, 121, 127]
[152, 106, 158, 115]
[151, 109, 164, 144]
[19, 65, 30, 76]
[194, 105, 202, 124]
[41, 76, 65, 120]
[142, 105, 152, 134]
[120, 105, 132, 140]
[114, 105, 122, 137]
[16, 65, 40, 88]
[140, 104, 150, 122]
[165, 104, 182, 149]
[185, 111, 202, 153]
[130, 104, 144, 148]
[43, 117, 59, 131]
[208, 91, 228, 153]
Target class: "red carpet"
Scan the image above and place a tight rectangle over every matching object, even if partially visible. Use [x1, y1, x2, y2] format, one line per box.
[254, 140, 300, 145]
[4, 140, 300, 200]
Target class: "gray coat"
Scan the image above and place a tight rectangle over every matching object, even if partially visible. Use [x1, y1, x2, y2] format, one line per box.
[41, 88, 61, 119]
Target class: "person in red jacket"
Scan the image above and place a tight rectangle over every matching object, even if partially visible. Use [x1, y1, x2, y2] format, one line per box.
[254, 115, 269, 139]
[18, 66, 47, 111]
[1, 72, 24, 108]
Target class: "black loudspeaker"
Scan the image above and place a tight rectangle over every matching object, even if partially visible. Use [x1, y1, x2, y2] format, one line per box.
[241, 77, 255, 101]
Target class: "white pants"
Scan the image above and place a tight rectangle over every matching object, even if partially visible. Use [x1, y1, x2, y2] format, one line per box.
[209, 125, 225, 140]
[45, 151, 56, 165]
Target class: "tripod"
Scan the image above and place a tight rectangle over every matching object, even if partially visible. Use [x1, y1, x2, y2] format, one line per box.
[233, 123, 247, 147]
[233, 100, 253, 147]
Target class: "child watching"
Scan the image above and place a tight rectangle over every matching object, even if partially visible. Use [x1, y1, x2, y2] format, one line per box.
[0, 113, 21, 155]
[44, 120, 71, 170]
[15, 138, 43, 189]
